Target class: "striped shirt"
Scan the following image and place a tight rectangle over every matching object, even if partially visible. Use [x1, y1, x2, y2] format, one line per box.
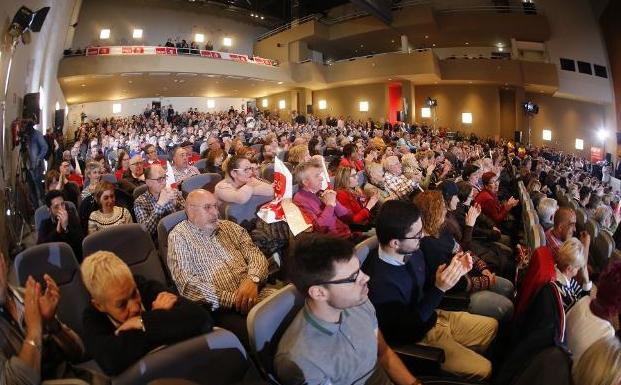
[134, 190, 185, 237]
[384, 172, 418, 200]
[167, 219, 270, 310]
[554, 267, 591, 311]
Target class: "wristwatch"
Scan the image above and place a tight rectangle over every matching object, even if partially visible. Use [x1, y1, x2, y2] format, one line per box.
[248, 275, 260, 284]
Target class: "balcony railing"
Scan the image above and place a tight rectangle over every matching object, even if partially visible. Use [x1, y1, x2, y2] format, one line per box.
[62, 46, 277, 66]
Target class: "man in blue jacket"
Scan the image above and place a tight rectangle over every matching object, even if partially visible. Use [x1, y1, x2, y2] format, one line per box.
[24, 121, 49, 207]
[366, 200, 498, 380]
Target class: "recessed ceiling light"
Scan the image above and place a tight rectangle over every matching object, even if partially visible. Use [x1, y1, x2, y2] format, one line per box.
[128, 80, 133, 84]
[432, 43, 436, 47]
[465, 42, 469, 45]
[261, 16, 264, 19]
[81, 84, 86, 87]
[277, 81, 283, 84]
[360, 44, 364, 48]
[425, 35, 429, 39]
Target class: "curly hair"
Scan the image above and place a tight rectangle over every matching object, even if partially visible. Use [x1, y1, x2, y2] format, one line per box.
[413, 190, 446, 238]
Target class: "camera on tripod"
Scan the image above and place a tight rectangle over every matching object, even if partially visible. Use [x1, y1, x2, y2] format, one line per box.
[11, 118, 35, 149]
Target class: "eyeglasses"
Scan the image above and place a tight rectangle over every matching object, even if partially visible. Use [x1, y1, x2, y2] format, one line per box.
[233, 167, 254, 174]
[317, 269, 360, 285]
[148, 177, 166, 183]
[188, 203, 220, 211]
[130, 162, 143, 166]
[402, 229, 424, 240]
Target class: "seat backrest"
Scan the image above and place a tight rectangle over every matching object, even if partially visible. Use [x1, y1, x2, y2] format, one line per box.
[246, 284, 305, 381]
[102, 173, 117, 183]
[356, 171, 366, 187]
[593, 230, 614, 272]
[13, 242, 90, 337]
[355, 236, 378, 265]
[261, 163, 275, 183]
[83, 224, 167, 285]
[533, 223, 546, 249]
[224, 195, 274, 228]
[181, 173, 222, 195]
[586, 219, 599, 241]
[575, 207, 587, 230]
[35, 201, 79, 236]
[133, 184, 149, 200]
[194, 158, 207, 172]
[157, 211, 188, 278]
[113, 329, 259, 385]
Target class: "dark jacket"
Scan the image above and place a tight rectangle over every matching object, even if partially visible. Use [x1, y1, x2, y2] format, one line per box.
[37, 209, 84, 260]
[366, 249, 444, 344]
[82, 275, 213, 375]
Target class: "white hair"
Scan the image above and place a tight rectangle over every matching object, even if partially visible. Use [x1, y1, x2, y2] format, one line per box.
[537, 198, 558, 225]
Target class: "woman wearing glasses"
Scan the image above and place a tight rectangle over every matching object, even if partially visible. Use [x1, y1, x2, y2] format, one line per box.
[214, 155, 273, 205]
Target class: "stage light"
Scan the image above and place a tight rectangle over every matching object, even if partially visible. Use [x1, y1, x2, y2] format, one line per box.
[133, 29, 143, 39]
[100, 29, 110, 39]
[421, 107, 431, 118]
[318, 100, 327, 110]
[597, 129, 609, 140]
[112, 103, 121, 113]
[462, 112, 472, 124]
[542, 129, 552, 141]
[279, 100, 285, 109]
[262, 99, 268, 107]
[359, 101, 369, 112]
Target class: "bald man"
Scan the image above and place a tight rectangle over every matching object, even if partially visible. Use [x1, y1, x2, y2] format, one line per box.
[167, 189, 276, 343]
[545, 207, 590, 258]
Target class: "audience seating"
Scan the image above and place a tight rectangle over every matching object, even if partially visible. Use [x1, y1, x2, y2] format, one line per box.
[133, 184, 149, 199]
[82, 224, 168, 286]
[592, 230, 615, 272]
[13, 242, 90, 338]
[180, 173, 222, 196]
[34, 201, 79, 236]
[355, 235, 378, 265]
[113, 329, 263, 385]
[246, 284, 305, 382]
[575, 207, 587, 232]
[102, 174, 118, 183]
[223, 195, 274, 228]
[157, 210, 188, 279]
[194, 158, 207, 172]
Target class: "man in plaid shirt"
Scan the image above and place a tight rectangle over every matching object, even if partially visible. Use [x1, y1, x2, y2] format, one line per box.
[134, 164, 185, 238]
[382, 156, 419, 200]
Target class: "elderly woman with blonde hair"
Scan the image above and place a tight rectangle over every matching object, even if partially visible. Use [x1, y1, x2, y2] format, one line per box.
[572, 335, 621, 385]
[553, 237, 591, 311]
[80, 251, 213, 375]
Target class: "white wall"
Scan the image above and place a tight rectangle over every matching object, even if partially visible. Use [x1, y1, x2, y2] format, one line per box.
[67, 96, 250, 128]
[72, 0, 267, 56]
[541, 0, 614, 105]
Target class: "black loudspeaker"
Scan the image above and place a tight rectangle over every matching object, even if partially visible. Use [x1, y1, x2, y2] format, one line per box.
[306, 104, 313, 114]
[396, 111, 403, 121]
[22, 92, 40, 122]
[616, 132, 621, 145]
[54, 109, 64, 131]
[514, 131, 522, 143]
[606, 153, 612, 163]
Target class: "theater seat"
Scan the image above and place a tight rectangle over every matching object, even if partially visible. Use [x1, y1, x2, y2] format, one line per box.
[82, 224, 168, 286]
[180, 173, 222, 196]
[355, 235, 378, 265]
[133, 184, 148, 200]
[194, 158, 207, 172]
[223, 195, 273, 229]
[13, 242, 90, 338]
[585, 219, 599, 241]
[592, 230, 614, 272]
[101, 173, 118, 183]
[157, 211, 188, 278]
[575, 208, 587, 232]
[245, 284, 307, 381]
[113, 329, 262, 385]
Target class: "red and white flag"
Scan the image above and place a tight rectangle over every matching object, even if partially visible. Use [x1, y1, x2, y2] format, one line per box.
[257, 158, 311, 236]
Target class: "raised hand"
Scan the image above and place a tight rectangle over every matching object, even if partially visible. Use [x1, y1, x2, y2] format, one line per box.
[24, 277, 43, 341]
[38, 275, 60, 322]
[465, 203, 482, 227]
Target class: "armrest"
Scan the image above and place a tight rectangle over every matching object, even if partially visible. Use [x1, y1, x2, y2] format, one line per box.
[42, 380, 91, 385]
[439, 291, 470, 312]
[392, 343, 445, 376]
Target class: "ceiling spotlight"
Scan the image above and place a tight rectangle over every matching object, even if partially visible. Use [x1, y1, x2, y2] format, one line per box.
[261, 16, 264, 19]
[251, 13, 254, 17]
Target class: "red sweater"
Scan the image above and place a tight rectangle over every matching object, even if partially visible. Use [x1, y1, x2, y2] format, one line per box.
[474, 188, 509, 224]
[336, 189, 370, 224]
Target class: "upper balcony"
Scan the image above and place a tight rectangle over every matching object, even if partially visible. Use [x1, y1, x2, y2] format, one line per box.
[58, 45, 558, 104]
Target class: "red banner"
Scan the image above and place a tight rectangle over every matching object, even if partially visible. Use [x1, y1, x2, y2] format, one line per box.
[590, 146, 603, 162]
[200, 50, 222, 59]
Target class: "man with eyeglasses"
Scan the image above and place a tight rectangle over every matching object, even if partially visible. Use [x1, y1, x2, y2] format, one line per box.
[134, 165, 185, 238]
[119, 155, 147, 195]
[382, 156, 419, 200]
[37, 190, 84, 259]
[171, 146, 200, 183]
[366, 200, 498, 380]
[275, 234, 424, 385]
[167, 189, 276, 344]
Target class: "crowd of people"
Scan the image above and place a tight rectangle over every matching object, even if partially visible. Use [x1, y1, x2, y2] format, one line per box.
[5, 104, 621, 385]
